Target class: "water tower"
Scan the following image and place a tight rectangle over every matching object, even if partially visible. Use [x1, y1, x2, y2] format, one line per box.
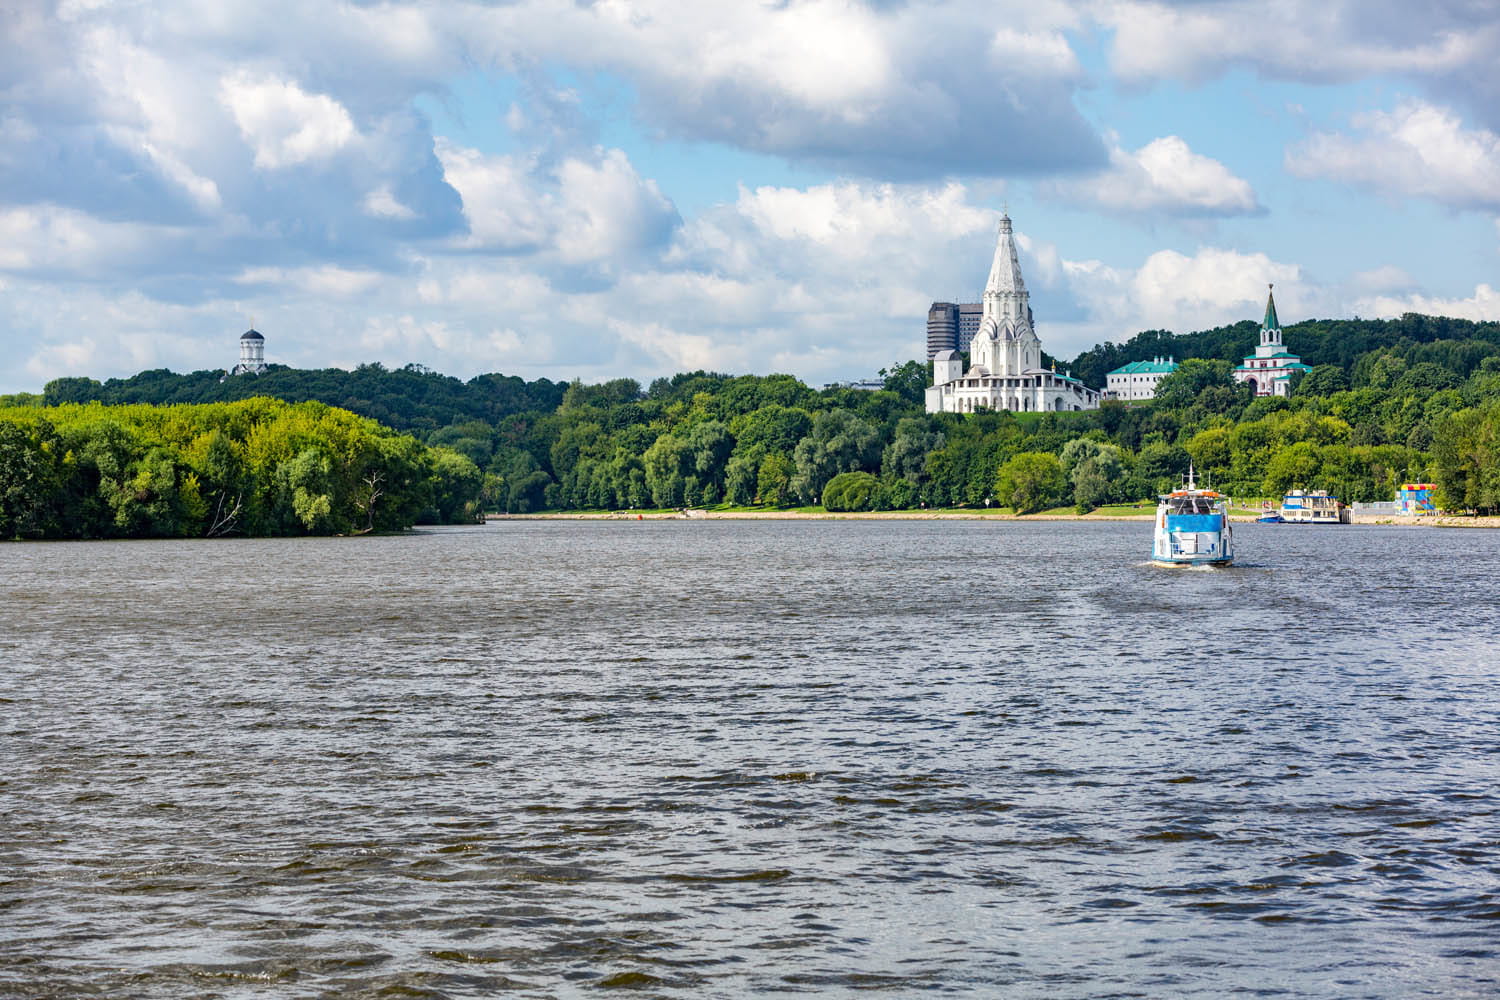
[229, 328, 268, 376]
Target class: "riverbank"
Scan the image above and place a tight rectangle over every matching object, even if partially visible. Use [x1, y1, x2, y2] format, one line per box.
[489, 509, 1500, 527]
[492, 509, 1154, 521]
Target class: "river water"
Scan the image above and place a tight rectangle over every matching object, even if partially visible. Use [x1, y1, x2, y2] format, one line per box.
[2, 520, 1498, 998]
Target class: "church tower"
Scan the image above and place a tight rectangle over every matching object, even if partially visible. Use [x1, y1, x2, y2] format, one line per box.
[970, 213, 1041, 378]
[229, 327, 268, 376]
[1232, 284, 1310, 397]
[1259, 285, 1283, 349]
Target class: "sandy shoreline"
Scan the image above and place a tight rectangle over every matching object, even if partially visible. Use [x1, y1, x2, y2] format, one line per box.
[489, 510, 1500, 527]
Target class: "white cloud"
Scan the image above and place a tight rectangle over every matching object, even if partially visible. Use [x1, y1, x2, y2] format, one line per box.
[459, 0, 1104, 176]
[414, 265, 554, 311]
[6, 0, 1500, 396]
[0, 204, 175, 275]
[15, 290, 247, 384]
[554, 149, 677, 264]
[357, 314, 525, 361]
[1036, 246, 1305, 358]
[363, 186, 417, 220]
[219, 72, 356, 169]
[434, 143, 553, 251]
[607, 318, 748, 374]
[1287, 99, 1500, 210]
[1100, 0, 1492, 85]
[1350, 283, 1500, 323]
[1131, 248, 1298, 318]
[1349, 265, 1416, 294]
[1047, 135, 1260, 216]
[988, 27, 1081, 77]
[728, 180, 992, 255]
[136, 141, 222, 212]
[436, 141, 678, 265]
[234, 265, 384, 297]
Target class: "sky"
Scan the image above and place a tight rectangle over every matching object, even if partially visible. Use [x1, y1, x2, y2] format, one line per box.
[3, 0, 1500, 394]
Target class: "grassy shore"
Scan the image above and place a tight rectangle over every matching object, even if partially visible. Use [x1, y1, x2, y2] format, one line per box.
[495, 502, 1195, 522]
[488, 505, 1500, 527]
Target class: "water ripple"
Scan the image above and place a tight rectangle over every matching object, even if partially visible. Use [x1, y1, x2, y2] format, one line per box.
[3, 521, 1499, 997]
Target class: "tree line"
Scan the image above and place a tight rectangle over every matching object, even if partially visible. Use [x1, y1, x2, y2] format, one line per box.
[442, 314, 1500, 517]
[9, 311, 1500, 536]
[41, 363, 567, 434]
[0, 399, 484, 540]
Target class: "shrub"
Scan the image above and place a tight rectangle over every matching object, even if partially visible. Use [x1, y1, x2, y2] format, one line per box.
[822, 471, 878, 511]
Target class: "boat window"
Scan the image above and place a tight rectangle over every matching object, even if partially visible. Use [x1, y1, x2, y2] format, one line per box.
[1168, 496, 1218, 515]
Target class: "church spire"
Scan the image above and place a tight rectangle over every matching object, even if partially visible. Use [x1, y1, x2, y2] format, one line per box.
[984, 212, 1027, 296]
[1260, 283, 1283, 348]
[1262, 283, 1280, 332]
[971, 210, 1040, 377]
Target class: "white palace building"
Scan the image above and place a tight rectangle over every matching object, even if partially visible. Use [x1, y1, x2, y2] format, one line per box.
[926, 213, 1099, 415]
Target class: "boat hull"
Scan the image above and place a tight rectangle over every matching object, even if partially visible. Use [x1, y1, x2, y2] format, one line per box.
[1151, 556, 1233, 568]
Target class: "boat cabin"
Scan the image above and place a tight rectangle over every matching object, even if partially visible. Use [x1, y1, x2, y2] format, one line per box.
[1165, 495, 1221, 516]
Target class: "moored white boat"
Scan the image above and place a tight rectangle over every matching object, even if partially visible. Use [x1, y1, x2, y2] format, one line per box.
[1152, 466, 1233, 567]
[1278, 489, 1350, 524]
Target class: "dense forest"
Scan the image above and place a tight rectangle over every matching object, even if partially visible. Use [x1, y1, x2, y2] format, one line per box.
[0, 399, 484, 539]
[6, 311, 1500, 540]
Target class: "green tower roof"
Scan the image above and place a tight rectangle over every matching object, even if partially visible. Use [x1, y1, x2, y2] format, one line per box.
[1263, 285, 1280, 331]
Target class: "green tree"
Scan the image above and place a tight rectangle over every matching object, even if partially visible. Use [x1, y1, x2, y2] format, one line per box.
[994, 451, 1067, 514]
[1263, 441, 1321, 496]
[276, 448, 335, 532]
[1064, 441, 1125, 512]
[730, 405, 813, 456]
[790, 410, 880, 503]
[879, 360, 929, 406]
[1295, 364, 1350, 397]
[881, 418, 943, 483]
[822, 471, 878, 511]
[1184, 426, 1232, 479]
[427, 447, 484, 523]
[0, 419, 62, 538]
[757, 452, 795, 506]
[723, 446, 764, 506]
[1151, 359, 1236, 410]
[643, 433, 692, 508]
[1135, 440, 1190, 495]
[1431, 400, 1500, 513]
[684, 420, 734, 501]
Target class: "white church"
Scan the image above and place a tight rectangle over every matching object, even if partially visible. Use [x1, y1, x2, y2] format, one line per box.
[926, 213, 1100, 415]
[1232, 285, 1310, 396]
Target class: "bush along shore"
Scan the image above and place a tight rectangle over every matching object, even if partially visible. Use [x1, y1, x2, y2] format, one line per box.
[0, 399, 483, 540]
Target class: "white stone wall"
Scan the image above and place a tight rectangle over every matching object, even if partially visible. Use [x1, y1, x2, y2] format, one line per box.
[1106, 371, 1169, 401]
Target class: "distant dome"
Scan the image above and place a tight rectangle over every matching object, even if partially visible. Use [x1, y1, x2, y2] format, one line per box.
[240, 329, 264, 341]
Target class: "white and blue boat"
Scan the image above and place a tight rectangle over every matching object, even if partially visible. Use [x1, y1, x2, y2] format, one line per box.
[1151, 465, 1233, 567]
[1276, 489, 1349, 524]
